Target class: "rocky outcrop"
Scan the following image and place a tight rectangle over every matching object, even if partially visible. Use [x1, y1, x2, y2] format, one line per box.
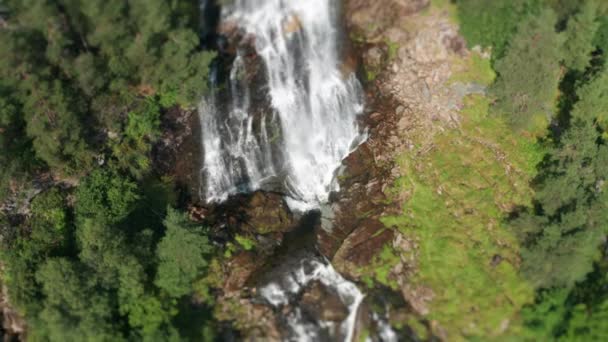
[332, 219, 394, 278]
[320, 0, 480, 338]
[200, 0, 477, 340]
[300, 281, 349, 322]
[346, 0, 430, 37]
[207, 191, 297, 235]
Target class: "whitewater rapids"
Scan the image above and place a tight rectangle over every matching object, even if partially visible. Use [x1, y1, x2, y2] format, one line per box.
[199, 0, 365, 209]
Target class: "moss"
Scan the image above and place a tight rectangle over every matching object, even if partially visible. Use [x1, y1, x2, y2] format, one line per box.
[235, 235, 256, 251]
[366, 69, 378, 82]
[358, 329, 370, 342]
[450, 52, 496, 86]
[375, 53, 546, 339]
[386, 40, 400, 61]
[426, 0, 459, 24]
[383, 93, 544, 339]
[193, 259, 224, 305]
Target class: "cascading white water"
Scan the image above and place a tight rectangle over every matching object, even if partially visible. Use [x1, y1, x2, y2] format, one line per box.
[259, 257, 364, 341]
[197, 1, 398, 340]
[199, 0, 365, 208]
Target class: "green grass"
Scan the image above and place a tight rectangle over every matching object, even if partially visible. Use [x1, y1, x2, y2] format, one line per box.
[386, 40, 400, 61]
[450, 52, 496, 86]
[425, 0, 459, 24]
[372, 52, 546, 339]
[235, 235, 256, 251]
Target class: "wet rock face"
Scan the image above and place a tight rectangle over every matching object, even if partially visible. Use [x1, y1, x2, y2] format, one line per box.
[222, 251, 260, 293]
[345, 0, 430, 35]
[332, 219, 395, 278]
[212, 191, 296, 235]
[300, 281, 349, 322]
[244, 192, 294, 233]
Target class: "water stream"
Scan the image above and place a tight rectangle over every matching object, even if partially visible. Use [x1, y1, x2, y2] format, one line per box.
[197, 1, 395, 340]
[199, 0, 365, 209]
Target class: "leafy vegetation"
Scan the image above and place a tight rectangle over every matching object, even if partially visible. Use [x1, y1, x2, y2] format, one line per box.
[379, 56, 542, 337]
[375, 0, 608, 339]
[2, 166, 219, 340]
[0, 1, 220, 340]
[490, 8, 563, 132]
[2, 0, 608, 340]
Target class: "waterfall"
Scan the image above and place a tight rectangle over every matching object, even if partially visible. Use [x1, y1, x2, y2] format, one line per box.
[199, 0, 365, 209]
[196, 1, 398, 341]
[259, 257, 363, 341]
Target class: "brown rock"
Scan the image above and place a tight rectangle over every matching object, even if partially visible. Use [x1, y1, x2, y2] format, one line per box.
[216, 297, 283, 341]
[401, 284, 434, 316]
[1, 282, 26, 340]
[364, 47, 385, 70]
[243, 192, 295, 234]
[300, 281, 349, 322]
[332, 219, 394, 279]
[223, 252, 260, 293]
[346, 0, 430, 36]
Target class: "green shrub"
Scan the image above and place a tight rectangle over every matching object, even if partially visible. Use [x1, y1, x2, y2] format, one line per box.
[457, 0, 541, 60]
[490, 9, 564, 132]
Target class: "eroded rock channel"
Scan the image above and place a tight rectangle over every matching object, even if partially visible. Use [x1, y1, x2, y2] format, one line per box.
[168, 0, 475, 340]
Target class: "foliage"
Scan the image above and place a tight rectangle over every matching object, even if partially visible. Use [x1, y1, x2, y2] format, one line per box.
[1, 166, 218, 341]
[27, 188, 70, 255]
[562, 0, 601, 72]
[0, 84, 36, 197]
[75, 169, 140, 224]
[510, 50, 608, 288]
[456, 0, 541, 61]
[595, 15, 608, 65]
[572, 68, 608, 130]
[155, 208, 214, 298]
[32, 258, 124, 342]
[520, 259, 608, 340]
[110, 99, 162, 178]
[234, 234, 256, 251]
[490, 9, 564, 132]
[0, 0, 219, 323]
[380, 92, 542, 338]
[0, 188, 70, 313]
[512, 118, 608, 289]
[0, 0, 213, 177]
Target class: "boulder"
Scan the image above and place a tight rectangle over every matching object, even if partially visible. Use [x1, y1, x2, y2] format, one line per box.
[300, 281, 349, 322]
[346, 0, 430, 35]
[332, 219, 395, 279]
[223, 251, 261, 293]
[242, 192, 296, 234]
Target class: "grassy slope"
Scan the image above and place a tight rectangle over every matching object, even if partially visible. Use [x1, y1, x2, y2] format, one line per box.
[362, 3, 547, 337]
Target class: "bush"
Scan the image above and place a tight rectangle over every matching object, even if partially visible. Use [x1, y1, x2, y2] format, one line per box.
[562, 1, 601, 72]
[75, 169, 140, 224]
[457, 0, 540, 60]
[155, 208, 214, 298]
[490, 9, 564, 131]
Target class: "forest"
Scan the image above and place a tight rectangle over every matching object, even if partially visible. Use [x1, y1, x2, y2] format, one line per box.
[459, 0, 608, 339]
[0, 0, 219, 340]
[0, 0, 607, 341]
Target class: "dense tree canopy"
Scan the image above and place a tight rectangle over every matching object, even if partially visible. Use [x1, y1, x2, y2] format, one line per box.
[490, 9, 563, 131]
[459, 0, 608, 339]
[0, 1, 219, 340]
[457, 0, 541, 61]
[0, 0, 214, 180]
[512, 117, 608, 288]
